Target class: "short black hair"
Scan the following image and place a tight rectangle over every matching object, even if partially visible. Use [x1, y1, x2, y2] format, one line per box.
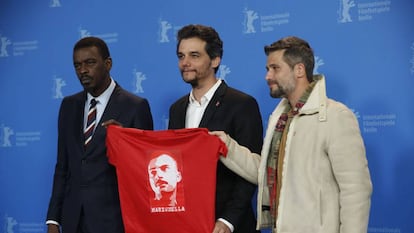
[264, 36, 314, 82]
[73, 36, 110, 59]
[176, 24, 223, 73]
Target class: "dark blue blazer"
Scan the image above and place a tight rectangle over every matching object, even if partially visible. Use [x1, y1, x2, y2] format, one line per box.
[46, 84, 153, 233]
[168, 81, 263, 233]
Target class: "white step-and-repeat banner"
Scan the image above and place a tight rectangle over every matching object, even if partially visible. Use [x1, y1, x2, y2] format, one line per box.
[1, 0, 413, 232]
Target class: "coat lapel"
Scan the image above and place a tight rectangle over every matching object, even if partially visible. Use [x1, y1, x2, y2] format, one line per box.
[198, 82, 227, 128]
[76, 92, 90, 155]
[171, 96, 189, 129]
[95, 84, 122, 134]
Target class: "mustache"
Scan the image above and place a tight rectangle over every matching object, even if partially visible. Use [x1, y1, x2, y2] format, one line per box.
[267, 80, 278, 85]
[155, 180, 168, 186]
[80, 75, 92, 79]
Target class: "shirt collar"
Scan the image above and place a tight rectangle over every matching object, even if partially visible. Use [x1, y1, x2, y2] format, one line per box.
[86, 78, 116, 106]
[188, 79, 222, 105]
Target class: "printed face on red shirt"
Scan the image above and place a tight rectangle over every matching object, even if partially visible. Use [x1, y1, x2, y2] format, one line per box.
[148, 154, 182, 198]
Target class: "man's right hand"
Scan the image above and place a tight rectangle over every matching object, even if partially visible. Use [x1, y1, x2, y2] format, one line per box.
[102, 119, 123, 128]
[47, 224, 60, 233]
[209, 131, 228, 144]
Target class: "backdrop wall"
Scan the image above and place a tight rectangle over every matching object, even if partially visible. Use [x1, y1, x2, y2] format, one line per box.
[1, 0, 413, 232]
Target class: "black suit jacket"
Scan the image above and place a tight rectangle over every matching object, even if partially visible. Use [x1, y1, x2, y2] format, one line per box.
[169, 81, 263, 233]
[47, 84, 153, 233]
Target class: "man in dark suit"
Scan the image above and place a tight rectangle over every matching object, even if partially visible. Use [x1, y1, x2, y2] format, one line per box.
[46, 36, 153, 233]
[168, 24, 263, 233]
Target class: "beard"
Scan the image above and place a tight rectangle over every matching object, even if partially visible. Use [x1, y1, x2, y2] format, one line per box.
[270, 88, 286, 98]
[181, 70, 202, 87]
[183, 76, 199, 87]
[269, 78, 295, 98]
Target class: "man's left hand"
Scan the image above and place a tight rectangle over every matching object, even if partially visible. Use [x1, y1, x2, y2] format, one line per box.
[212, 221, 231, 233]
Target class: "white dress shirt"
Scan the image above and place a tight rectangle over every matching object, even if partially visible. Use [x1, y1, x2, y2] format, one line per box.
[185, 79, 222, 128]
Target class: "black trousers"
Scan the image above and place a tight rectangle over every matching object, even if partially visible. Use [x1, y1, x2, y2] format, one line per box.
[76, 207, 91, 233]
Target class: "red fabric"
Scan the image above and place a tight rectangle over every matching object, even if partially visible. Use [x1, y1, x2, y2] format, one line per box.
[106, 126, 227, 233]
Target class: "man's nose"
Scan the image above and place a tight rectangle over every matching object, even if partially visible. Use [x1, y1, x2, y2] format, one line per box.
[79, 64, 89, 74]
[180, 57, 190, 67]
[265, 71, 272, 81]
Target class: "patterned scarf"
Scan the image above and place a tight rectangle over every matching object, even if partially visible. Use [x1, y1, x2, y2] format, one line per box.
[266, 81, 316, 230]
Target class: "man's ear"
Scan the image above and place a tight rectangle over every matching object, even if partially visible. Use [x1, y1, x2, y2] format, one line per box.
[105, 57, 113, 71]
[294, 63, 305, 77]
[211, 57, 221, 70]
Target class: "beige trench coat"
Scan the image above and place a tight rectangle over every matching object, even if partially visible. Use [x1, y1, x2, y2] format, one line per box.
[220, 75, 372, 233]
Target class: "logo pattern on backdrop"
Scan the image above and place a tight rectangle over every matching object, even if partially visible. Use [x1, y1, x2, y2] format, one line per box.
[242, 7, 290, 34]
[313, 56, 325, 74]
[79, 26, 92, 38]
[2, 214, 45, 233]
[132, 69, 147, 94]
[338, 0, 392, 23]
[0, 35, 12, 57]
[5, 215, 18, 233]
[0, 35, 39, 57]
[49, 0, 61, 7]
[217, 65, 231, 82]
[243, 8, 259, 34]
[0, 124, 14, 147]
[362, 113, 396, 133]
[0, 124, 41, 147]
[78, 27, 118, 43]
[338, 0, 356, 23]
[52, 75, 66, 99]
[158, 19, 173, 43]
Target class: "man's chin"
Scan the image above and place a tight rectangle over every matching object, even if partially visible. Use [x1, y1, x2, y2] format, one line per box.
[183, 78, 198, 87]
[83, 85, 95, 94]
[270, 90, 284, 98]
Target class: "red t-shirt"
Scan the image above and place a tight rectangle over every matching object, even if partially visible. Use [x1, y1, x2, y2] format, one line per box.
[106, 126, 227, 233]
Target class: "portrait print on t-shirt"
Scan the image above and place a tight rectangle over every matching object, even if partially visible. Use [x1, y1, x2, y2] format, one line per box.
[147, 150, 185, 213]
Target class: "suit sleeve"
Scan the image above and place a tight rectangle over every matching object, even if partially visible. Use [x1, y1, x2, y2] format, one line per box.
[131, 98, 153, 130]
[219, 136, 261, 184]
[46, 98, 70, 223]
[116, 91, 154, 130]
[219, 96, 263, 230]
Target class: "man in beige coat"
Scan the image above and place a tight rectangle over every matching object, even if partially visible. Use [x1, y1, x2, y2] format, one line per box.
[210, 36, 372, 233]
